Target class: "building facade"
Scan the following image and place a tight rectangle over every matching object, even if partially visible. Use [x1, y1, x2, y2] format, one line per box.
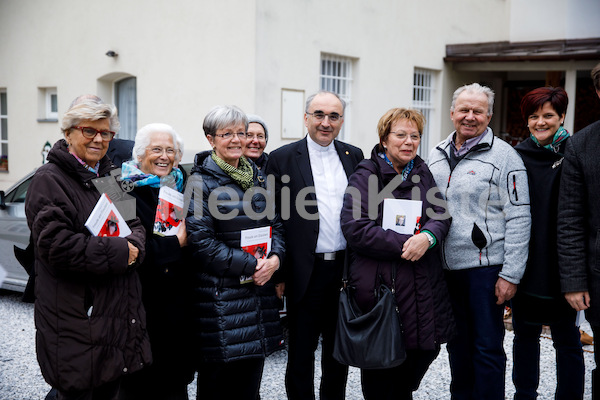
[0, 0, 598, 188]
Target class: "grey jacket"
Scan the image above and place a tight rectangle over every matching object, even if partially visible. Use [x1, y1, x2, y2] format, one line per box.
[427, 128, 531, 284]
[557, 120, 600, 325]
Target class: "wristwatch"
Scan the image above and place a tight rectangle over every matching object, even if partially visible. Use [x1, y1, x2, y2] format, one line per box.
[423, 231, 435, 248]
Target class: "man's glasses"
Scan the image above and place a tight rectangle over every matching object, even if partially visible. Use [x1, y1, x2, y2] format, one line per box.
[390, 131, 421, 142]
[214, 132, 247, 140]
[73, 126, 116, 141]
[306, 112, 343, 122]
[147, 147, 176, 156]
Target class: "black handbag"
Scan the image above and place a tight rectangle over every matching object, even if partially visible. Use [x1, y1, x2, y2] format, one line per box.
[332, 252, 407, 369]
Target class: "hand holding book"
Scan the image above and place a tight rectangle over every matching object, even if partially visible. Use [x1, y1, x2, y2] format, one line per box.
[252, 255, 280, 286]
[401, 233, 430, 262]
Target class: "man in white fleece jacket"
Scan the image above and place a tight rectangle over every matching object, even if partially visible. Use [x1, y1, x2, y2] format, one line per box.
[428, 83, 531, 400]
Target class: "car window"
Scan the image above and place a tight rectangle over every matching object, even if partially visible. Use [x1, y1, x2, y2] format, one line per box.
[4, 177, 32, 203]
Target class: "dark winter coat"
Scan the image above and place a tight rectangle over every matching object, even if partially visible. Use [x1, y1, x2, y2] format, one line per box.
[340, 146, 455, 350]
[25, 139, 151, 392]
[514, 137, 574, 324]
[251, 151, 269, 171]
[558, 120, 600, 325]
[185, 151, 285, 363]
[126, 179, 195, 384]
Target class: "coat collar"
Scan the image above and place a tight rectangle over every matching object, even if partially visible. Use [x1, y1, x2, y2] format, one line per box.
[295, 137, 356, 189]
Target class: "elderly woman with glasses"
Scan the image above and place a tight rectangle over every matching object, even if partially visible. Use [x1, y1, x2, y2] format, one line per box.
[186, 105, 285, 400]
[117, 123, 195, 400]
[243, 114, 270, 170]
[340, 108, 455, 400]
[25, 99, 150, 400]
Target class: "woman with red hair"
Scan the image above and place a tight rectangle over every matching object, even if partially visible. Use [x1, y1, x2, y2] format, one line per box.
[512, 87, 584, 400]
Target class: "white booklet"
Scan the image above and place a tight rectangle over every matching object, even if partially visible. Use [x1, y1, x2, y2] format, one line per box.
[239, 226, 272, 284]
[381, 198, 422, 235]
[153, 186, 184, 236]
[85, 193, 132, 237]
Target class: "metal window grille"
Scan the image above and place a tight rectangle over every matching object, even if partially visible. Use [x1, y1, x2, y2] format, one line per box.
[320, 54, 353, 140]
[412, 68, 435, 158]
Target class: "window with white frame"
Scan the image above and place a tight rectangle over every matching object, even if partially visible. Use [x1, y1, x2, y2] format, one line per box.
[412, 68, 435, 158]
[45, 88, 58, 120]
[0, 90, 7, 171]
[115, 77, 137, 140]
[320, 54, 353, 140]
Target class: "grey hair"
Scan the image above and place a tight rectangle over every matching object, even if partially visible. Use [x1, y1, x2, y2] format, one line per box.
[202, 105, 248, 136]
[61, 99, 120, 133]
[305, 91, 346, 113]
[68, 94, 103, 109]
[132, 123, 184, 164]
[450, 83, 495, 116]
[246, 114, 269, 142]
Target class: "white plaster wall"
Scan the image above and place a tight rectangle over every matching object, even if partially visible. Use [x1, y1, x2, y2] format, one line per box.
[6, 0, 596, 189]
[510, 0, 600, 41]
[0, 0, 257, 188]
[254, 0, 511, 158]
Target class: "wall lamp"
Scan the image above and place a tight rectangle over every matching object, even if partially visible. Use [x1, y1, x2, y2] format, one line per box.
[105, 50, 118, 58]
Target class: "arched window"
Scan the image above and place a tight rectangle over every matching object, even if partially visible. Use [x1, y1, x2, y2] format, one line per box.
[115, 77, 137, 140]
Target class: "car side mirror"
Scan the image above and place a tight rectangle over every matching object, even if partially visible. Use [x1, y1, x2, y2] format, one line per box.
[0, 190, 6, 210]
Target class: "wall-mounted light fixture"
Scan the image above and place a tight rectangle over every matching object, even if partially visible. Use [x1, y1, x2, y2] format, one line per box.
[105, 50, 118, 58]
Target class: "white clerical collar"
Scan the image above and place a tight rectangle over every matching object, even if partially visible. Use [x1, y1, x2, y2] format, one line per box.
[307, 134, 335, 153]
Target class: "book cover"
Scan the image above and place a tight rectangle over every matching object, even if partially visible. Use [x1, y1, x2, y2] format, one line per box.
[381, 198, 423, 235]
[153, 186, 184, 236]
[239, 226, 272, 284]
[85, 193, 132, 238]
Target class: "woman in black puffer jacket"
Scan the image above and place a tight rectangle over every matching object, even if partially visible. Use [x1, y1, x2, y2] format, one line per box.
[186, 105, 285, 400]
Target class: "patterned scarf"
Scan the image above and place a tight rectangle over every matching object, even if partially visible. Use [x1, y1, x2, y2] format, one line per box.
[69, 151, 100, 176]
[530, 126, 570, 155]
[378, 152, 414, 182]
[120, 160, 184, 191]
[211, 152, 254, 190]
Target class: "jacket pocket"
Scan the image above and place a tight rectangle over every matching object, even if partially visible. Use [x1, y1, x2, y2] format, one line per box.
[471, 223, 487, 250]
[471, 223, 487, 266]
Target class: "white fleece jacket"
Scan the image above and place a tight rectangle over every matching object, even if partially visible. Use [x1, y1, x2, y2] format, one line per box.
[427, 128, 531, 284]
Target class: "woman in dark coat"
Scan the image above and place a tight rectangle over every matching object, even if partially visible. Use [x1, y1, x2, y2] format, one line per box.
[25, 99, 150, 400]
[186, 105, 285, 400]
[118, 123, 194, 399]
[340, 108, 454, 400]
[512, 87, 584, 399]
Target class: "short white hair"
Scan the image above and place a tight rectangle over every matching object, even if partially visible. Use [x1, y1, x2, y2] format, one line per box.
[450, 83, 495, 116]
[132, 123, 184, 164]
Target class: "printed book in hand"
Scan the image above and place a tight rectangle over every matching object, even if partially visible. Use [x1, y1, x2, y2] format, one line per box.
[85, 193, 132, 237]
[153, 186, 184, 236]
[381, 198, 422, 235]
[239, 226, 272, 284]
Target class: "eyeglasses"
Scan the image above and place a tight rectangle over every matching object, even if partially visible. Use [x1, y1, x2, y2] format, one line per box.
[73, 126, 116, 141]
[390, 131, 421, 142]
[147, 147, 176, 156]
[246, 134, 266, 141]
[306, 112, 343, 122]
[214, 132, 247, 140]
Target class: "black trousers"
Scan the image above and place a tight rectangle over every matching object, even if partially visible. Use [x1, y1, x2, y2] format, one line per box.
[285, 255, 349, 400]
[57, 379, 121, 400]
[360, 348, 440, 400]
[196, 358, 264, 400]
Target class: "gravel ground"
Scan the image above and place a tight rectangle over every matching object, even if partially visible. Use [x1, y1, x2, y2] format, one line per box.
[0, 289, 595, 399]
